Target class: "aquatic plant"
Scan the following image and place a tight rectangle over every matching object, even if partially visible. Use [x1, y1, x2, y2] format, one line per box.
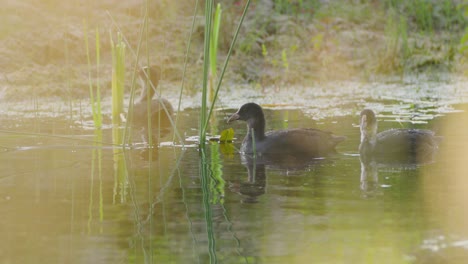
[197, 2, 251, 262]
[109, 31, 129, 205]
[219, 128, 234, 143]
[199, 0, 214, 149]
[209, 142, 225, 204]
[88, 129, 104, 233]
[83, 22, 103, 128]
[199, 0, 251, 147]
[106, 9, 184, 150]
[209, 3, 222, 104]
[206, 5, 227, 207]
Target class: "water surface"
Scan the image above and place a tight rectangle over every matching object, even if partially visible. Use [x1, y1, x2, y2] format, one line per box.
[1, 80, 468, 263]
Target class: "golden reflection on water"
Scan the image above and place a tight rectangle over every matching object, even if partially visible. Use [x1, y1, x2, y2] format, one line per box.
[0, 127, 180, 263]
[423, 106, 468, 234]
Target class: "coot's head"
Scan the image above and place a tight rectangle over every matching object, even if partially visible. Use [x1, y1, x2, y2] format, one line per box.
[227, 103, 264, 123]
[139, 66, 161, 86]
[138, 65, 161, 100]
[227, 103, 266, 138]
[360, 109, 378, 140]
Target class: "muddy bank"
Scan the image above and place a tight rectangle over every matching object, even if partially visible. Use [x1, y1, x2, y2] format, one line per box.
[0, 0, 467, 100]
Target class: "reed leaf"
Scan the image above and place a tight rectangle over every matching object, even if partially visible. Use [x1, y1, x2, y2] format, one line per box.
[202, 0, 252, 135]
[199, 0, 214, 149]
[106, 12, 184, 146]
[83, 21, 102, 128]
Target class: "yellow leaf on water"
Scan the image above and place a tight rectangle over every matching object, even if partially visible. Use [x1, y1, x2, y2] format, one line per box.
[220, 128, 234, 142]
[220, 142, 235, 157]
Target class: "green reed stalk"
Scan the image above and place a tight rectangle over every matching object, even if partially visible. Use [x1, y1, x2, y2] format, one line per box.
[83, 21, 102, 128]
[200, 2, 218, 262]
[209, 3, 222, 103]
[209, 142, 225, 204]
[206, 4, 226, 208]
[106, 12, 184, 146]
[110, 31, 128, 205]
[199, 147, 217, 262]
[87, 129, 104, 234]
[202, 0, 251, 134]
[208, 4, 222, 138]
[199, 0, 214, 149]
[95, 28, 103, 128]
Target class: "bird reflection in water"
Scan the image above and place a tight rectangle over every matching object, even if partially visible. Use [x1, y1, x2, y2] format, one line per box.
[358, 109, 442, 197]
[232, 154, 331, 203]
[238, 160, 266, 204]
[359, 109, 441, 164]
[359, 156, 382, 198]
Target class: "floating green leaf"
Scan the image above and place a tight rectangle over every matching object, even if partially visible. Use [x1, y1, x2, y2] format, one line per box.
[219, 142, 235, 157]
[219, 128, 234, 142]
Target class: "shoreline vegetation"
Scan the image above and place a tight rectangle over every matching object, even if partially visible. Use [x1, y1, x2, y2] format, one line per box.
[1, 0, 467, 100]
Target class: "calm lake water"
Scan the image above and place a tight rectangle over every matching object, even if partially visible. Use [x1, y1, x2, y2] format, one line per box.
[1, 80, 468, 264]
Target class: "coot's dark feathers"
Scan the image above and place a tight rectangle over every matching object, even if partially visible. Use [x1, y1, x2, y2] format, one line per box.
[244, 128, 344, 156]
[228, 103, 345, 158]
[359, 109, 440, 163]
[374, 129, 437, 155]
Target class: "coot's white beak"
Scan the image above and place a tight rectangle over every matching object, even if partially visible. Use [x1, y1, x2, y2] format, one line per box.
[227, 112, 240, 123]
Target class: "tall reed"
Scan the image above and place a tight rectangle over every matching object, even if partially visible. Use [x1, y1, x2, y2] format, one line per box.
[209, 3, 222, 104]
[110, 31, 129, 205]
[143, 0, 154, 147]
[208, 2, 226, 200]
[207, 5, 226, 206]
[83, 21, 105, 230]
[199, 0, 214, 149]
[106, 12, 184, 147]
[198, 2, 252, 261]
[83, 22, 103, 128]
[201, 0, 252, 137]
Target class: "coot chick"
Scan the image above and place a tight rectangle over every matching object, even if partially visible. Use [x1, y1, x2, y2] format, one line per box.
[227, 103, 346, 158]
[359, 109, 440, 163]
[132, 66, 174, 143]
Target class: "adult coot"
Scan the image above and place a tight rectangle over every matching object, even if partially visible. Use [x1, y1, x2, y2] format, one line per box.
[359, 109, 440, 163]
[132, 66, 173, 144]
[227, 103, 346, 158]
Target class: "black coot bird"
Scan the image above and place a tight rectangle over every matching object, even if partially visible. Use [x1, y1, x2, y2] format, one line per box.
[132, 66, 174, 144]
[227, 103, 346, 158]
[359, 109, 440, 163]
